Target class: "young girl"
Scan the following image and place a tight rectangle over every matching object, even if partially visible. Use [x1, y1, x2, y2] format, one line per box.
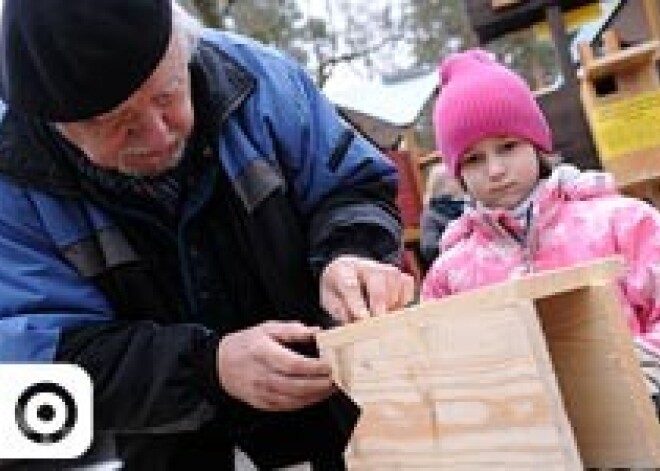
[421, 49, 660, 356]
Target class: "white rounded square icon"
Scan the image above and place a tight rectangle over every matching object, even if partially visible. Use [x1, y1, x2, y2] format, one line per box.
[0, 363, 93, 459]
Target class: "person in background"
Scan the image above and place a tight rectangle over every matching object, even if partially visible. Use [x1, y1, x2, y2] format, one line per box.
[419, 161, 466, 271]
[0, 0, 414, 469]
[421, 50, 660, 406]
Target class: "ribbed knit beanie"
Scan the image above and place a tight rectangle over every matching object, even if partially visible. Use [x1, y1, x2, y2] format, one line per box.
[433, 49, 552, 177]
[0, 0, 172, 122]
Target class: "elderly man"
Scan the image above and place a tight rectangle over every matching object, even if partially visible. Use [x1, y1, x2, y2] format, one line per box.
[0, 0, 414, 469]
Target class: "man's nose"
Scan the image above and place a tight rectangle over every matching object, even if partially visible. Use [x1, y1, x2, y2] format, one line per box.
[135, 108, 173, 148]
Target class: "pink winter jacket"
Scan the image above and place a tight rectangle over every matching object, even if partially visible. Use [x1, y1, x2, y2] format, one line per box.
[421, 164, 660, 350]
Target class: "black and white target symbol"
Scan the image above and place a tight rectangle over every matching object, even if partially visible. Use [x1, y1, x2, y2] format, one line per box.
[14, 381, 77, 444]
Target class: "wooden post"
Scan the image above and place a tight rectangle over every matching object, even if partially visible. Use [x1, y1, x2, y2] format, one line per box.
[545, 2, 603, 170]
[317, 258, 660, 469]
[402, 128, 425, 202]
[601, 29, 621, 54]
[546, 3, 578, 90]
[643, 0, 660, 41]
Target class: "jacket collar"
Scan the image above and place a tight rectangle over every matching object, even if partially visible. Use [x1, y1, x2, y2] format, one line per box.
[441, 164, 617, 251]
[0, 38, 256, 196]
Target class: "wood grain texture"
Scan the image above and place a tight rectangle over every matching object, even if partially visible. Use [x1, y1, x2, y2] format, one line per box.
[317, 258, 660, 469]
[537, 286, 660, 467]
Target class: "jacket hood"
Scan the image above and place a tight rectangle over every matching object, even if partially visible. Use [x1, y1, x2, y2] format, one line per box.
[441, 164, 618, 251]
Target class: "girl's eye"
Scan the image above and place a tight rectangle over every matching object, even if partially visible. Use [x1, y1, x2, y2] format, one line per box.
[500, 141, 518, 153]
[463, 153, 483, 165]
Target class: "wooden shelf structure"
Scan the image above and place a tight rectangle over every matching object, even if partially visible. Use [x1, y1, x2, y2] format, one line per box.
[578, 30, 660, 206]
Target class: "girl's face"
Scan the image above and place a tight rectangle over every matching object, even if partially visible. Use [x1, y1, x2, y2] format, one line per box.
[459, 137, 540, 210]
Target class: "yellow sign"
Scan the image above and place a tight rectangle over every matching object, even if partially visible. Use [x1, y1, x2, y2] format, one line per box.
[534, 3, 603, 40]
[590, 89, 660, 161]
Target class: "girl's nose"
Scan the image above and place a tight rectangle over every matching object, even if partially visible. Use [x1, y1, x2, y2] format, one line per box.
[487, 154, 506, 179]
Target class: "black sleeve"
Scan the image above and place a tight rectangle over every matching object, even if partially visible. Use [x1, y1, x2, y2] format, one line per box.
[57, 321, 361, 469]
[55, 321, 222, 434]
[308, 179, 403, 279]
[419, 207, 449, 269]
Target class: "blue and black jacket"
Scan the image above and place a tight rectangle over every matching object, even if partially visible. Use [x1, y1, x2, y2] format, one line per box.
[0, 31, 401, 469]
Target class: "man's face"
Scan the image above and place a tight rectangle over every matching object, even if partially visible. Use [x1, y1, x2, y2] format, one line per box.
[57, 33, 194, 177]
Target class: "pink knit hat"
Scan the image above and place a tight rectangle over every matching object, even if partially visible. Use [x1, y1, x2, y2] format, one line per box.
[433, 49, 552, 177]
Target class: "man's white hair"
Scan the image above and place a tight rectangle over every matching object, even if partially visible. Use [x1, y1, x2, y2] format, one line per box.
[171, 1, 204, 61]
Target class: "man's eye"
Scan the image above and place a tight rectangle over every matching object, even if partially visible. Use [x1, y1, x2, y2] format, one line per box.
[154, 94, 174, 107]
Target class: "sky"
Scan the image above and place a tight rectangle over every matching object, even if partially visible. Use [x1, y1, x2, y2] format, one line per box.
[298, 0, 361, 92]
[296, 0, 407, 93]
[299, 0, 329, 18]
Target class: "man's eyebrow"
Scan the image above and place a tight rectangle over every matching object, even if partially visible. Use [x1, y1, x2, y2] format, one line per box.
[90, 107, 132, 125]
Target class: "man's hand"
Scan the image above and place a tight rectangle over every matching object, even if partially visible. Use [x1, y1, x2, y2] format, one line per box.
[320, 255, 415, 323]
[217, 321, 334, 411]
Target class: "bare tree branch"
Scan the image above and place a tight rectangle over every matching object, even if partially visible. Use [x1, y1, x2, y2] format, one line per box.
[317, 33, 402, 86]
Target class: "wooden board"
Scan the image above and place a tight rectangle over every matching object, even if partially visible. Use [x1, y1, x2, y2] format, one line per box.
[602, 147, 660, 189]
[387, 150, 423, 241]
[537, 285, 660, 467]
[317, 257, 660, 469]
[325, 300, 581, 470]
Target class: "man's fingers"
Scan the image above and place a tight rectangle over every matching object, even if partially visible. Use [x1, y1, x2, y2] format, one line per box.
[320, 256, 418, 323]
[257, 324, 331, 377]
[334, 271, 370, 321]
[399, 273, 416, 308]
[361, 270, 389, 316]
[267, 347, 332, 378]
[388, 271, 416, 311]
[217, 321, 337, 411]
[361, 266, 415, 315]
[261, 320, 320, 343]
[258, 376, 335, 411]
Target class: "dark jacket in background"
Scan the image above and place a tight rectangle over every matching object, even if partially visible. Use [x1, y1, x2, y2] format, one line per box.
[419, 195, 466, 272]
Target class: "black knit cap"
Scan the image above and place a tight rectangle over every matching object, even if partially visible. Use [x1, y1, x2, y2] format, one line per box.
[0, 0, 173, 122]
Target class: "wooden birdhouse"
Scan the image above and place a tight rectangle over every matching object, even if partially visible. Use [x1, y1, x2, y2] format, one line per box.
[317, 258, 660, 469]
[578, 30, 660, 204]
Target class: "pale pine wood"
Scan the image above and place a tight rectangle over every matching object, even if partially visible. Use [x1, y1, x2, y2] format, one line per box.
[401, 128, 425, 208]
[602, 29, 621, 55]
[603, 148, 660, 190]
[643, 0, 660, 41]
[317, 258, 660, 469]
[577, 41, 595, 67]
[319, 257, 623, 350]
[490, 0, 520, 10]
[580, 40, 659, 82]
[536, 285, 660, 467]
[333, 301, 581, 470]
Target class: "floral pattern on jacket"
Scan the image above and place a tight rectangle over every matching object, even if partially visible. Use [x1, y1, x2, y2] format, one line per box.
[421, 164, 660, 350]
